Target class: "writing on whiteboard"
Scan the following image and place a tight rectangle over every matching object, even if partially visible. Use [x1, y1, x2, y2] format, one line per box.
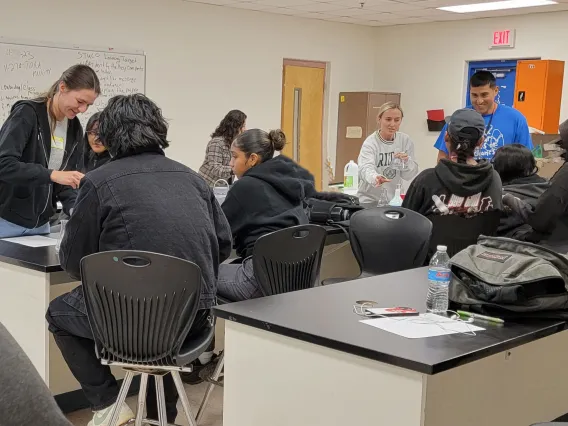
[0, 43, 145, 128]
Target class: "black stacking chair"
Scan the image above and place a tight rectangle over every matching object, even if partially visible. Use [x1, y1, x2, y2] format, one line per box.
[81, 250, 214, 426]
[323, 206, 432, 284]
[427, 211, 501, 260]
[196, 224, 327, 423]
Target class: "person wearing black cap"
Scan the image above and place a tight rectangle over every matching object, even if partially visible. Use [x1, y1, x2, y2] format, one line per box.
[504, 119, 568, 247]
[403, 108, 503, 217]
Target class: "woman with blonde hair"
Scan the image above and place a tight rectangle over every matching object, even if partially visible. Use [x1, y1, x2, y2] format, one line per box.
[357, 102, 418, 203]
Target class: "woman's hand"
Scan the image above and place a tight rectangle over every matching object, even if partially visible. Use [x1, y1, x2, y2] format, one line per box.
[374, 175, 391, 187]
[394, 152, 409, 162]
[50, 171, 85, 189]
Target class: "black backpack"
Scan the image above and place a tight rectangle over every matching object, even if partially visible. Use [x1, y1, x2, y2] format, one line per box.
[306, 192, 364, 226]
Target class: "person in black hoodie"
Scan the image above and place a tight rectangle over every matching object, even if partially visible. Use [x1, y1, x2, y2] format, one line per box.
[81, 111, 111, 173]
[219, 128, 316, 301]
[0, 64, 99, 238]
[403, 108, 503, 217]
[492, 144, 550, 238]
[45, 94, 232, 426]
[503, 119, 568, 249]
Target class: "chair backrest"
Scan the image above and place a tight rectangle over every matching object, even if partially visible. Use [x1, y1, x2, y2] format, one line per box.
[252, 224, 327, 296]
[427, 210, 502, 259]
[349, 207, 432, 275]
[80, 250, 202, 366]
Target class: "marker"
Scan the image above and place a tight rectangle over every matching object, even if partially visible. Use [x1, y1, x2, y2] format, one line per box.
[457, 310, 505, 324]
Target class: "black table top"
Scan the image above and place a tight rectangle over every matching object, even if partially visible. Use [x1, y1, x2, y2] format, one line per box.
[214, 267, 567, 375]
[0, 235, 62, 273]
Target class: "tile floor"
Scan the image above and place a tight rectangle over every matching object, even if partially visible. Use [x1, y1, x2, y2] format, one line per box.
[65, 382, 223, 426]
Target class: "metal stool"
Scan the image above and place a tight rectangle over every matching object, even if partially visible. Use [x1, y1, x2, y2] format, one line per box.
[81, 250, 214, 426]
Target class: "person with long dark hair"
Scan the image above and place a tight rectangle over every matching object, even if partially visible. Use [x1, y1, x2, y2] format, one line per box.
[0, 64, 100, 238]
[218, 128, 316, 301]
[81, 112, 111, 173]
[199, 110, 246, 186]
[46, 94, 232, 426]
[403, 108, 503, 217]
[493, 144, 549, 238]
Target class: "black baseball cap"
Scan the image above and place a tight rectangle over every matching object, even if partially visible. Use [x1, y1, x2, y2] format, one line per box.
[445, 108, 486, 143]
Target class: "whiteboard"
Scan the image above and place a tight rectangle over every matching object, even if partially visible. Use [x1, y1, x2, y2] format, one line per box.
[0, 39, 146, 128]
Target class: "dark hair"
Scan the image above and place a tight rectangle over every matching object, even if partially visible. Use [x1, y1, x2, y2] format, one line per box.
[83, 111, 101, 151]
[98, 94, 169, 158]
[447, 130, 481, 164]
[38, 64, 100, 130]
[233, 129, 286, 163]
[493, 144, 537, 183]
[211, 110, 247, 145]
[470, 70, 497, 89]
[85, 112, 101, 133]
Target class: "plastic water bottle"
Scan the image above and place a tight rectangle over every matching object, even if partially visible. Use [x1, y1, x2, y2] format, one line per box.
[343, 160, 359, 195]
[427, 246, 451, 313]
[389, 183, 404, 207]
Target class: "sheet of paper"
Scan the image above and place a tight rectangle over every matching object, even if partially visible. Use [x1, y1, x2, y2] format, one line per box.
[1, 235, 57, 248]
[360, 313, 484, 339]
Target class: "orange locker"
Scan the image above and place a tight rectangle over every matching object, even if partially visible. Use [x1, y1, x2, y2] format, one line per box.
[514, 60, 564, 134]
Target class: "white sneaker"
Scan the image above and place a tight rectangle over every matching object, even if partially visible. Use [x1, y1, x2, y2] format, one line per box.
[87, 402, 135, 426]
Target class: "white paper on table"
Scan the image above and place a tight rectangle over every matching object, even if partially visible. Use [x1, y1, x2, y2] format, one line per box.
[360, 313, 485, 339]
[1, 235, 57, 247]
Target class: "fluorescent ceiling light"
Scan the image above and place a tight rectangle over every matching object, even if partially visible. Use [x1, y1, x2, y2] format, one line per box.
[438, 0, 557, 13]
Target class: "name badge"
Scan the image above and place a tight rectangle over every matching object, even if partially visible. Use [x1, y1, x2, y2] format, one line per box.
[51, 136, 64, 150]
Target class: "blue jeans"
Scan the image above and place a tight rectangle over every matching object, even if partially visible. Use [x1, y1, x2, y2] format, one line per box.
[0, 217, 50, 238]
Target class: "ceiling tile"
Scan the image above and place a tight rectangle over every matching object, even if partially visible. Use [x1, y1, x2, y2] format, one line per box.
[254, 0, 313, 6]
[188, 0, 241, 5]
[292, 2, 346, 11]
[228, 1, 273, 9]
[323, 7, 376, 15]
[394, 7, 450, 16]
[367, 1, 427, 11]
[259, 6, 304, 13]
[295, 11, 327, 17]
[323, 15, 366, 22]
[351, 11, 394, 19]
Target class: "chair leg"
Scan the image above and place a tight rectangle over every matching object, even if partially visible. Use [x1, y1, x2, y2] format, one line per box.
[107, 370, 134, 426]
[134, 373, 148, 426]
[196, 352, 225, 423]
[154, 375, 168, 426]
[172, 371, 198, 426]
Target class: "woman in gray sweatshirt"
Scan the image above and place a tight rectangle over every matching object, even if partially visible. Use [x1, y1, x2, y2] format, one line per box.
[357, 102, 418, 203]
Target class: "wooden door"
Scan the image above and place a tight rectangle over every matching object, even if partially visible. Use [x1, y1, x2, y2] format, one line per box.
[281, 60, 325, 190]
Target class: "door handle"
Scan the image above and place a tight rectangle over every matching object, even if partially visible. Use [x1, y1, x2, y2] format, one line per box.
[293, 88, 302, 162]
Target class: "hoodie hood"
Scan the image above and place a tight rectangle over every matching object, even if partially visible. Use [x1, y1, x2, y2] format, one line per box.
[435, 159, 495, 196]
[504, 175, 549, 203]
[244, 155, 316, 203]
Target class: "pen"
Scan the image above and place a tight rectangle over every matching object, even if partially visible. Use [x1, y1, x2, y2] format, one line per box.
[457, 310, 505, 324]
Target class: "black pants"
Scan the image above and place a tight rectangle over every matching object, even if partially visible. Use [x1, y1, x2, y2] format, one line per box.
[46, 288, 211, 422]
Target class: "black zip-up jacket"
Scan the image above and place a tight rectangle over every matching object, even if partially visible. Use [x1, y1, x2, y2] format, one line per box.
[0, 100, 83, 228]
[60, 151, 232, 310]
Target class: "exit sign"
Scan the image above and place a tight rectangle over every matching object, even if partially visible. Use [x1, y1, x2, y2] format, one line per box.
[491, 29, 515, 49]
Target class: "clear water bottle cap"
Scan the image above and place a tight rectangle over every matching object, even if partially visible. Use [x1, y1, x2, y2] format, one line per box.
[437, 245, 447, 252]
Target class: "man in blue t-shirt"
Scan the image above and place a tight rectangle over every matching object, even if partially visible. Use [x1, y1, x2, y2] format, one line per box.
[434, 70, 532, 162]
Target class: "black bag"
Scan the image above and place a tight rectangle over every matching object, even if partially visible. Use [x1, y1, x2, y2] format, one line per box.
[306, 192, 363, 226]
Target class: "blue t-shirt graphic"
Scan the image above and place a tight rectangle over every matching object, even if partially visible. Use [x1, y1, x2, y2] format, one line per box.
[434, 105, 532, 160]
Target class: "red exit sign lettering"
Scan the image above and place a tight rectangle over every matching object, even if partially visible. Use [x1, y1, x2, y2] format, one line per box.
[491, 29, 515, 48]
